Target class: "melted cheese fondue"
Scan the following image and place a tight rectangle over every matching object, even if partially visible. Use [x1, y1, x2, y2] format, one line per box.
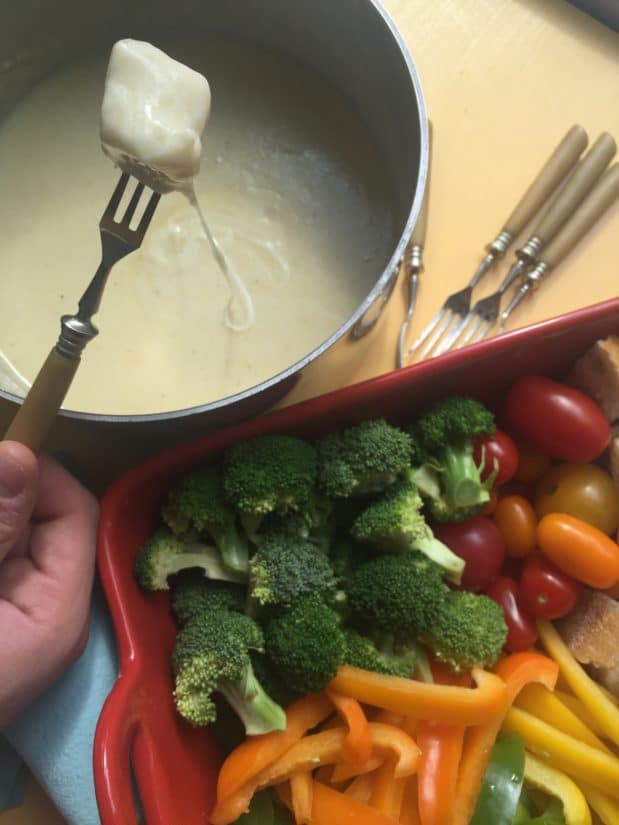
[0, 42, 395, 415]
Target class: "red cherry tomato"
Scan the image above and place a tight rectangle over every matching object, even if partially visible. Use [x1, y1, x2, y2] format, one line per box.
[486, 576, 538, 652]
[434, 515, 506, 593]
[502, 375, 611, 462]
[474, 428, 519, 486]
[519, 555, 582, 620]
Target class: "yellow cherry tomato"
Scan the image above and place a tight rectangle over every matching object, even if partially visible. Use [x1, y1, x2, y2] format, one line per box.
[535, 462, 619, 536]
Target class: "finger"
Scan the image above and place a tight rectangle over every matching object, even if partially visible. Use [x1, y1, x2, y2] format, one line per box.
[0, 441, 38, 564]
[29, 454, 99, 589]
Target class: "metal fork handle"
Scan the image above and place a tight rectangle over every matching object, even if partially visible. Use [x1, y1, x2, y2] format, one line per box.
[500, 125, 588, 239]
[533, 132, 616, 245]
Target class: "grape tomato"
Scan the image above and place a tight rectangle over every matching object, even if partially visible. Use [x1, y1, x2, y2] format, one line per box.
[434, 515, 506, 593]
[519, 556, 581, 620]
[492, 495, 537, 558]
[512, 441, 551, 483]
[474, 429, 519, 487]
[535, 462, 619, 536]
[486, 576, 537, 652]
[502, 375, 611, 462]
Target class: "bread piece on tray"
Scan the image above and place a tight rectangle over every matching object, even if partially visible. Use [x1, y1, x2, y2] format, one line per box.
[567, 336, 619, 423]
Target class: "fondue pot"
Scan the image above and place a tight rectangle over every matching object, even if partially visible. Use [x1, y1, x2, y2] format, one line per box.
[0, 0, 427, 490]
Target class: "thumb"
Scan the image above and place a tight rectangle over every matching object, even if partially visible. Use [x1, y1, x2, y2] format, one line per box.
[0, 441, 38, 563]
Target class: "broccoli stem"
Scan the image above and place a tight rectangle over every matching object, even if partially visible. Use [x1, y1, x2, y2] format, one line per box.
[217, 526, 250, 575]
[219, 662, 287, 735]
[413, 645, 434, 683]
[441, 446, 490, 508]
[413, 535, 465, 585]
[177, 544, 247, 584]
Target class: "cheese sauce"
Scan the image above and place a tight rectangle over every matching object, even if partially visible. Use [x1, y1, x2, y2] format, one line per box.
[0, 42, 395, 415]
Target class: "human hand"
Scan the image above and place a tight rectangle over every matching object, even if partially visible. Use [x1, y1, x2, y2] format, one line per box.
[0, 441, 99, 726]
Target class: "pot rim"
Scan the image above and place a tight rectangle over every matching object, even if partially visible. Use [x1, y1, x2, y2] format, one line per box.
[0, 0, 428, 425]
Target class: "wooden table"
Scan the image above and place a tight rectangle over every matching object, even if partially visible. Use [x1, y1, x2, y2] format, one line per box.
[2, 0, 617, 821]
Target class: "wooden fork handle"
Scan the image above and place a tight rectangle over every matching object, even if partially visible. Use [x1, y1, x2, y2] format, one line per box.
[540, 163, 619, 270]
[502, 124, 588, 238]
[411, 120, 432, 248]
[534, 132, 616, 244]
[4, 348, 79, 452]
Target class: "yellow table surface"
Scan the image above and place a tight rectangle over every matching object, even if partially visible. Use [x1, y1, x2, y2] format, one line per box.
[2, 0, 618, 822]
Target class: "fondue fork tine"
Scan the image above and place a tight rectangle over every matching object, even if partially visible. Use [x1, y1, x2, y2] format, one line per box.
[4, 173, 161, 451]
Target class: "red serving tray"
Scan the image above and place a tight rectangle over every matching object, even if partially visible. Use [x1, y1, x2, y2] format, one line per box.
[94, 297, 619, 825]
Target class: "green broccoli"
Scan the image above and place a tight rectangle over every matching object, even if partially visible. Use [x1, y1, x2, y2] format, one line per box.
[170, 570, 246, 625]
[162, 465, 249, 575]
[317, 418, 412, 499]
[249, 530, 337, 608]
[265, 596, 346, 694]
[350, 469, 465, 583]
[223, 435, 318, 535]
[347, 551, 448, 638]
[258, 492, 334, 554]
[172, 609, 286, 734]
[250, 652, 301, 708]
[409, 396, 497, 523]
[422, 590, 508, 672]
[343, 628, 417, 678]
[134, 528, 246, 591]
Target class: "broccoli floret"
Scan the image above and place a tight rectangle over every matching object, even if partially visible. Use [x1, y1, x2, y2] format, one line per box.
[249, 530, 337, 608]
[170, 570, 246, 625]
[409, 397, 497, 523]
[422, 590, 508, 672]
[347, 551, 448, 638]
[343, 628, 417, 678]
[258, 492, 334, 554]
[134, 528, 246, 591]
[265, 596, 346, 694]
[162, 465, 249, 575]
[317, 418, 412, 499]
[223, 435, 318, 535]
[172, 610, 286, 734]
[250, 652, 301, 708]
[350, 470, 465, 583]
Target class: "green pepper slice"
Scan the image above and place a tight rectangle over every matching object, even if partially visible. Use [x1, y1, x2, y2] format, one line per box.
[471, 732, 525, 825]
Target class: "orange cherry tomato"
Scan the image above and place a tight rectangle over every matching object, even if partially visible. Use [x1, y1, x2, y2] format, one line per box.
[512, 440, 551, 483]
[536, 513, 619, 589]
[535, 462, 619, 536]
[493, 495, 537, 558]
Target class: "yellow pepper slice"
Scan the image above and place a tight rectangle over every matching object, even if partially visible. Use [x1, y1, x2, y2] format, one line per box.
[537, 620, 619, 748]
[502, 706, 619, 798]
[524, 752, 591, 825]
[515, 683, 612, 753]
[553, 689, 609, 739]
[579, 781, 619, 825]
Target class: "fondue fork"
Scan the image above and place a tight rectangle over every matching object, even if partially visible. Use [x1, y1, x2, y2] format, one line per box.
[436, 132, 617, 352]
[4, 173, 160, 451]
[397, 121, 432, 368]
[406, 124, 588, 362]
[498, 162, 619, 331]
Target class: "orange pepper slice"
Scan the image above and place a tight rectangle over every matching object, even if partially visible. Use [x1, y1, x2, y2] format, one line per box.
[327, 689, 373, 765]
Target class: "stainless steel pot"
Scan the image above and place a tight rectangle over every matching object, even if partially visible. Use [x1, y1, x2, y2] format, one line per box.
[0, 0, 427, 490]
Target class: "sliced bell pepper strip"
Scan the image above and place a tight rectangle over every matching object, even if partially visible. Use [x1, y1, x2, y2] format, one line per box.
[453, 651, 559, 825]
[537, 619, 619, 748]
[515, 683, 612, 753]
[216, 693, 333, 802]
[210, 723, 420, 825]
[416, 721, 464, 825]
[470, 732, 525, 825]
[327, 689, 372, 766]
[553, 690, 607, 737]
[523, 752, 591, 825]
[502, 706, 619, 797]
[328, 665, 508, 724]
[578, 781, 619, 825]
[331, 755, 384, 783]
[311, 780, 400, 825]
[369, 757, 407, 820]
[400, 776, 421, 825]
[290, 771, 313, 825]
[344, 772, 375, 803]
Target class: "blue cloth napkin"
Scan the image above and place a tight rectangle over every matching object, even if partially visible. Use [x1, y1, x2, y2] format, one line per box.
[0, 585, 119, 824]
